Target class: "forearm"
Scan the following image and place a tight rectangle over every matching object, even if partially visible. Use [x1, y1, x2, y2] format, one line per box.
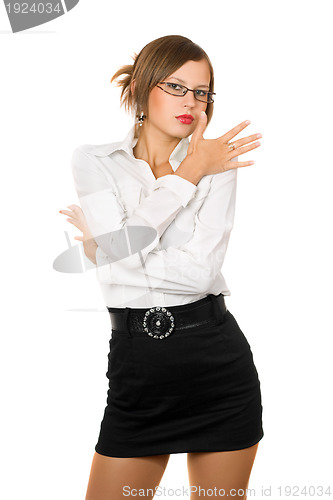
[95, 223, 231, 294]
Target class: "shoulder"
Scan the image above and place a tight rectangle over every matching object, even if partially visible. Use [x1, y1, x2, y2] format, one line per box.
[71, 140, 121, 173]
[72, 138, 124, 156]
[73, 139, 124, 159]
[71, 145, 94, 178]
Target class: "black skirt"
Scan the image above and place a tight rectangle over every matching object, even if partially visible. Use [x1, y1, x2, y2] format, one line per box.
[95, 295, 264, 458]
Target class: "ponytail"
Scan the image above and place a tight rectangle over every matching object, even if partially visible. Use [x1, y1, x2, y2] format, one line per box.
[110, 58, 136, 114]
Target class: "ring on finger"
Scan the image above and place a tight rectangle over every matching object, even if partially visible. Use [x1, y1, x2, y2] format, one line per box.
[228, 141, 236, 151]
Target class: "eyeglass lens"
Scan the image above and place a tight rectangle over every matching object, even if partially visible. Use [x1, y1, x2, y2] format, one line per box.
[159, 83, 214, 103]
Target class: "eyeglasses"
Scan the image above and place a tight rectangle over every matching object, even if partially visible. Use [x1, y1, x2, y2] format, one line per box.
[156, 82, 216, 103]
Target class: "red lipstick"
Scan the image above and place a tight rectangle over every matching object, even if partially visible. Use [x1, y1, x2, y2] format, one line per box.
[176, 114, 194, 124]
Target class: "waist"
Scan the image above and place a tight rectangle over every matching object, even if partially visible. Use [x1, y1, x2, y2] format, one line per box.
[107, 293, 227, 339]
[98, 279, 231, 308]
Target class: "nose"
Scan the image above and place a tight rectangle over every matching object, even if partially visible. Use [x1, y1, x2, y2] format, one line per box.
[182, 89, 197, 107]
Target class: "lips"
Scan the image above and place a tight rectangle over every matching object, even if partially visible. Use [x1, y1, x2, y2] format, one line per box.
[176, 114, 194, 125]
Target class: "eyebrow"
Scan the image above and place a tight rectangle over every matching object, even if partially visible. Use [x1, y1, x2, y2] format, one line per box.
[168, 76, 210, 89]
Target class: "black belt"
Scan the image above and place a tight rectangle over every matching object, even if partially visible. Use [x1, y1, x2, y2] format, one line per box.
[107, 293, 227, 339]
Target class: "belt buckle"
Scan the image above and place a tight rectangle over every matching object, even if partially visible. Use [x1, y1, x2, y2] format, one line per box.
[142, 306, 175, 339]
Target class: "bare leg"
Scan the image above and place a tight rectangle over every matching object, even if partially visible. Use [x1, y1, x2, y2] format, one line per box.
[85, 451, 170, 500]
[187, 442, 259, 499]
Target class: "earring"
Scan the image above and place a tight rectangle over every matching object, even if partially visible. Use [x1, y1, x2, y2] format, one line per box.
[137, 111, 146, 126]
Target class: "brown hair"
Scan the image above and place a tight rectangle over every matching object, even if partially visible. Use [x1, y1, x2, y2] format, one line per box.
[111, 35, 214, 128]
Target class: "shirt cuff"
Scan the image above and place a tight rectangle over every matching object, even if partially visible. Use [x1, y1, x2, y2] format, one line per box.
[153, 174, 197, 208]
[96, 245, 110, 265]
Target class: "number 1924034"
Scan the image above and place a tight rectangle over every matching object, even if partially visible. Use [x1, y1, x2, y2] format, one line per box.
[5, 2, 62, 14]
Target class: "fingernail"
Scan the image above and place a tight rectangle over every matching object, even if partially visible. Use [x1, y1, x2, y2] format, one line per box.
[245, 120, 251, 125]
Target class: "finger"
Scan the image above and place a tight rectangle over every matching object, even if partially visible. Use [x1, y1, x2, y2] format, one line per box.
[226, 160, 255, 170]
[230, 141, 261, 158]
[190, 111, 207, 145]
[232, 133, 262, 150]
[219, 120, 251, 143]
[59, 210, 75, 216]
[74, 236, 83, 241]
[67, 204, 81, 210]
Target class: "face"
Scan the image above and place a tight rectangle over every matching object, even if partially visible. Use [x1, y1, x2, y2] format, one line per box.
[145, 59, 211, 140]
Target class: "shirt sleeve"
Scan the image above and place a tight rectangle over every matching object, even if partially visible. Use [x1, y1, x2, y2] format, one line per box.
[71, 145, 198, 271]
[95, 163, 238, 296]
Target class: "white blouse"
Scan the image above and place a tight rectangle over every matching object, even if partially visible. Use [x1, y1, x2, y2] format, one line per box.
[71, 125, 238, 308]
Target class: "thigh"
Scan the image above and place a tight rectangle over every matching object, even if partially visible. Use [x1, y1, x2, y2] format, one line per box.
[85, 451, 170, 500]
[187, 443, 259, 499]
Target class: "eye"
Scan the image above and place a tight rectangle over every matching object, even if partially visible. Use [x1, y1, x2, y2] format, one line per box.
[166, 83, 183, 91]
[195, 90, 208, 97]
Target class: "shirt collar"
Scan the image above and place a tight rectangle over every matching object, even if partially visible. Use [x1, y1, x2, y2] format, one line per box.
[88, 125, 190, 171]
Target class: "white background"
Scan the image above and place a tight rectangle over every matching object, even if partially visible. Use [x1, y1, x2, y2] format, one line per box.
[1, 0, 332, 498]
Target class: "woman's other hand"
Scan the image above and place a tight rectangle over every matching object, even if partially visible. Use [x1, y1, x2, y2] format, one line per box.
[59, 204, 97, 264]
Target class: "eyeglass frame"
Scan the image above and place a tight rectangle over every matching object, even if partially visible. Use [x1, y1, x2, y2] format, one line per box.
[156, 81, 216, 103]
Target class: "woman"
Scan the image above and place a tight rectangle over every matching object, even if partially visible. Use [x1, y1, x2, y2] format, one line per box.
[60, 35, 263, 500]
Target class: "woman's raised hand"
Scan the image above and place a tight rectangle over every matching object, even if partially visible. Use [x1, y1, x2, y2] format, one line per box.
[59, 204, 98, 264]
[187, 111, 262, 176]
[59, 204, 93, 242]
